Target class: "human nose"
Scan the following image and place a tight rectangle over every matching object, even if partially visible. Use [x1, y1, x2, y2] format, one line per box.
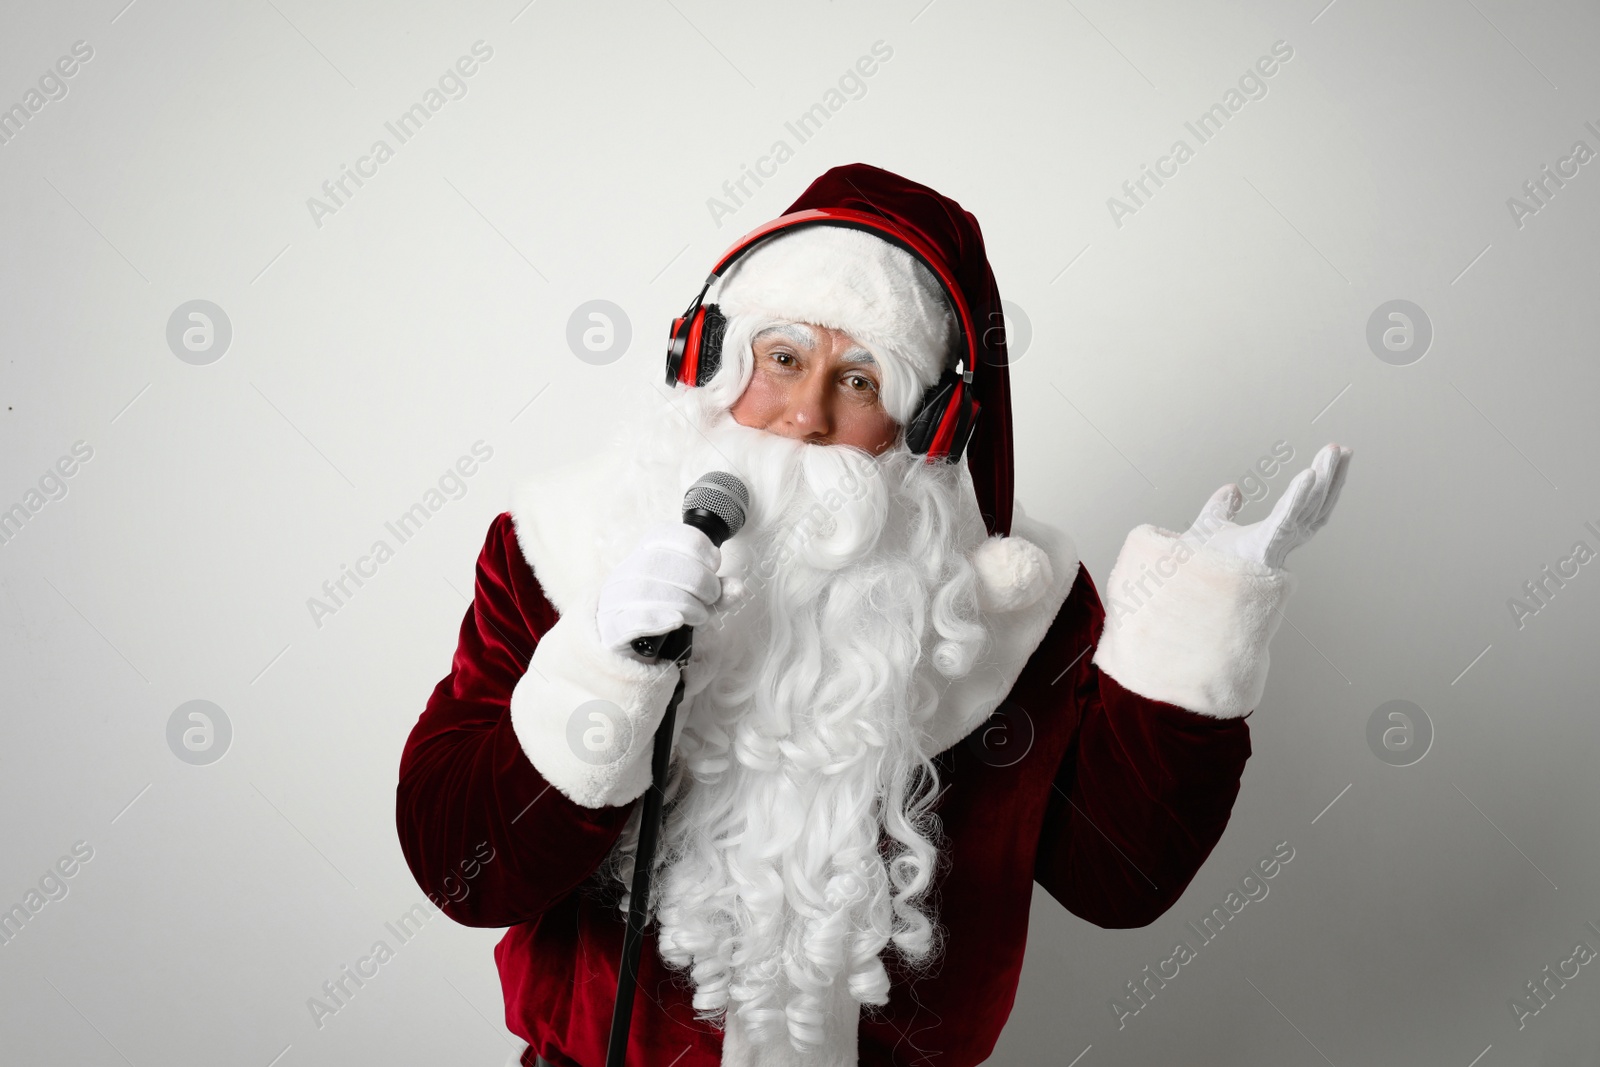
[772, 375, 831, 441]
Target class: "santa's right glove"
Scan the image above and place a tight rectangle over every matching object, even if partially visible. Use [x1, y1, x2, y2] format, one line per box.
[509, 522, 725, 810]
[595, 521, 723, 654]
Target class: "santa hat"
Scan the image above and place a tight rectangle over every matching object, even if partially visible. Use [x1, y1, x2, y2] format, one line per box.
[715, 227, 958, 434]
[714, 164, 1044, 611]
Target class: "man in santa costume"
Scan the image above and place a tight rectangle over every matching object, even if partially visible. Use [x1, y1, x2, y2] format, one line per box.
[397, 164, 1351, 1067]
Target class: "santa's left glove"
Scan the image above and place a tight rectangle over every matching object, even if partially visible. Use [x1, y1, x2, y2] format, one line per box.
[1179, 443, 1351, 570]
[1091, 445, 1350, 720]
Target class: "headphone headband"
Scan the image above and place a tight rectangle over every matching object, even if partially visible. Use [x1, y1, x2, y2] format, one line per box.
[699, 207, 977, 382]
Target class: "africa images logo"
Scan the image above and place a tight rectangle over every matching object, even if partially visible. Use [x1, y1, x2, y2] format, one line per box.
[1110, 841, 1296, 1029]
[0, 39, 94, 148]
[704, 41, 895, 228]
[304, 41, 494, 229]
[305, 442, 493, 628]
[1105, 40, 1295, 229]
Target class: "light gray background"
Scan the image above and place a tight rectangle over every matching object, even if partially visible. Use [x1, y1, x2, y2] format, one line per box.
[2, 0, 1596, 1064]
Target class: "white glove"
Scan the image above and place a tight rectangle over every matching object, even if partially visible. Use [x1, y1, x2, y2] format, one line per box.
[1181, 443, 1352, 569]
[595, 522, 723, 655]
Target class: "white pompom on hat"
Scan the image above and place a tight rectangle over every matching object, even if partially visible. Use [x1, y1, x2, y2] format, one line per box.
[970, 531, 1053, 614]
[713, 226, 958, 426]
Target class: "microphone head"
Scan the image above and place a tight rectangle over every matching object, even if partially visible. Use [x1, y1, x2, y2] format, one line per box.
[683, 471, 749, 541]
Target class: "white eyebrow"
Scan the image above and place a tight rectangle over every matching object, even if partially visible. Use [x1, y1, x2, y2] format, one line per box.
[756, 323, 818, 349]
[841, 347, 875, 364]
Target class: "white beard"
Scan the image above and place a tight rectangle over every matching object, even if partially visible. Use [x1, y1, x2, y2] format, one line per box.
[597, 388, 992, 1058]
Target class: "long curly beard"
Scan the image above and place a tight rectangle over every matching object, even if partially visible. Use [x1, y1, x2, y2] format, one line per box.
[597, 385, 990, 1057]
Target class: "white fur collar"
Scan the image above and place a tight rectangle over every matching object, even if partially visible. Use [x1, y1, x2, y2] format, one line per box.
[507, 450, 1079, 759]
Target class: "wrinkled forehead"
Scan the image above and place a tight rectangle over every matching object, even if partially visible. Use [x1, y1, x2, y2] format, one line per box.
[754, 322, 875, 364]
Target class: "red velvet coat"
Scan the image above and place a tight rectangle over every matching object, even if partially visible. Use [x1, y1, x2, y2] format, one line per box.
[396, 513, 1252, 1067]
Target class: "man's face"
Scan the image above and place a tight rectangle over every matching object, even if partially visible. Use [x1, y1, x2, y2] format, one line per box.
[729, 322, 901, 455]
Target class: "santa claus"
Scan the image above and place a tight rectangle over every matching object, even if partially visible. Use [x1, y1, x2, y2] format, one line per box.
[397, 164, 1351, 1067]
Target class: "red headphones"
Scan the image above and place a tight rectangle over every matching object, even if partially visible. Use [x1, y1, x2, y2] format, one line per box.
[664, 207, 980, 464]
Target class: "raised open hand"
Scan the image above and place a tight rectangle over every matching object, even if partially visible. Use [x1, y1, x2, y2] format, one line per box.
[1180, 443, 1352, 569]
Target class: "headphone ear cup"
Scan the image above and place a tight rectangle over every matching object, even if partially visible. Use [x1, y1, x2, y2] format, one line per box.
[696, 304, 727, 386]
[946, 393, 979, 464]
[665, 311, 693, 386]
[904, 374, 956, 456]
[904, 370, 979, 463]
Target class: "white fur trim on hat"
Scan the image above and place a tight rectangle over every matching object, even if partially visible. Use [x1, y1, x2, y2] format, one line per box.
[714, 226, 957, 425]
[971, 534, 1053, 613]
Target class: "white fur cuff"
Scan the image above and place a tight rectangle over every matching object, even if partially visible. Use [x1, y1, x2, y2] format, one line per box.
[509, 610, 681, 809]
[1091, 524, 1297, 719]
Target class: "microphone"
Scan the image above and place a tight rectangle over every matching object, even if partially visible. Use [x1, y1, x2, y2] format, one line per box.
[629, 471, 749, 662]
[607, 470, 748, 1067]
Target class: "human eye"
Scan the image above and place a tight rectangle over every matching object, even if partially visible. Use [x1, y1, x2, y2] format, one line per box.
[842, 372, 880, 398]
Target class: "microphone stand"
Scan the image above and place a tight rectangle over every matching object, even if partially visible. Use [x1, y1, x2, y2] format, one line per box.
[604, 625, 693, 1067]
[600, 474, 746, 1064]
